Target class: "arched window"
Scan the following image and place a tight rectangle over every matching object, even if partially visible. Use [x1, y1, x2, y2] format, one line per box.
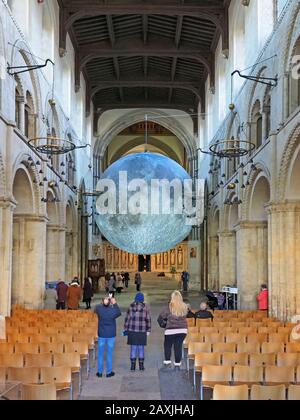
[290, 38, 300, 115]
[24, 91, 35, 139]
[251, 101, 263, 150]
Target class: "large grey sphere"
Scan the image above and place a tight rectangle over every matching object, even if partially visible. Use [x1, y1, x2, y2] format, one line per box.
[95, 153, 192, 255]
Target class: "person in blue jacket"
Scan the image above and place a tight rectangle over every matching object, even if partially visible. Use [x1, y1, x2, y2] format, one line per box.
[94, 296, 122, 378]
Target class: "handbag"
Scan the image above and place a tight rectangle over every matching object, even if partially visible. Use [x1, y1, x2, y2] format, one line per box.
[157, 314, 168, 329]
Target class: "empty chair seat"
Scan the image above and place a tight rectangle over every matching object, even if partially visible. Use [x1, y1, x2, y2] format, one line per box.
[222, 327, 238, 334]
[40, 367, 73, 400]
[286, 343, 300, 353]
[29, 335, 52, 344]
[222, 353, 249, 367]
[204, 334, 225, 344]
[288, 385, 300, 401]
[261, 342, 285, 354]
[249, 353, 276, 367]
[0, 354, 24, 368]
[7, 367, 39, 384]
[51, 335, 74, 344]
[0, 367, 6, 383]
[15, 343, 39, 355]
[265, 366, 295, 387]
[24, 353, 53, 368]
[237, 343, 261, 354]
[0, 344, 14, 354]
[297, 366, 300, 384]
[213, 385, 249, 401]
[277, 353, 300, 367]
[187, 342, 212, 370]
[213, 343, 236, 353]
[194, 353, 222, 389]
[53, 353, 81, 374]
[238, 327, 257, 335]
[233, 366, 264, 387]
[22, 383, 57, 401]
[39, 343, 64, 354]
[226, 333, 247, 344]
[258, 327, 277, 334]
[268, 333, 289, 343]
[247, 333, 268, 344]
[200, 366, 232, 400]
[199, 327, 218, 335]
[7, 334, 30, 344]
[196, 319, 212, 328]
[251, 385, 286, 401]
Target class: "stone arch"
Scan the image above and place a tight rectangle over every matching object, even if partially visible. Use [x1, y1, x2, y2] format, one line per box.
[94, 109, 197, 161]
[249, 174, 271, 221]
[12, 153, 42, 213]
[277, 122, 300, 201]
[286, 141, 300, 200]
[242, 163, 271, 219]
[247, 66, 268, 122]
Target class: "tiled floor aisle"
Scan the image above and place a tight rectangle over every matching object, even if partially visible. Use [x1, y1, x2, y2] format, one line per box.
[79, 274, 201, 401]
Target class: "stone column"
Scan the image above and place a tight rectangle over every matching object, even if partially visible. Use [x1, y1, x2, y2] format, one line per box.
[267, 203, 300, 321]
[218, 230, 237, 289]
[46, 225, 66, 282]
[0, 199, 15, 316]
[235, 221, 268, 310]
[208, 235, 219, 290]
[188, 240, 201, 291]
[12, 215, 47, 309]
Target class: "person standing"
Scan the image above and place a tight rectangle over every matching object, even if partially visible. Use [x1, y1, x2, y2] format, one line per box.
[105, 272, 111, 293]
[257, 284, 269, 311]
[195, 302, 214, 320]
[67, 280, 82, 310]
[83, 277, 93, 310]
[124, 293, 151, 372]
[94, 296, 122, 378]
[135, 273, 142, 292]
[158, 291, 188, 370]
[56, 280, 68, 310]
[116, 273, 123, 294]
[109, 273, 116, 297]
[182, 271, 190, 292]
[44, 283, 58, 310]
[124, 272, 130, 289]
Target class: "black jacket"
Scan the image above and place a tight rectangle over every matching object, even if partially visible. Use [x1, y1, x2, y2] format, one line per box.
[194, 310, 214, 320]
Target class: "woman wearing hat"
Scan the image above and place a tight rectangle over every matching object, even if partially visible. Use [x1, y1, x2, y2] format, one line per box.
[124, 293, 151, 372]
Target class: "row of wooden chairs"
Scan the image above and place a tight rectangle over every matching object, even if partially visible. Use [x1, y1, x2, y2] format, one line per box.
[188, 320, 294, 329]
[0, 342, 88, 355]
[2, 334, 96, 347]
[185, 333, 293, 346]
[199, 365, 300, 400]
[213, 384, 300, 400]
[21, 384, 57, 401]
[188, 326, 293, 335]
[5, 327, 97, 338]
[0, 366, 74, 400]
[187, 342, 300, 358]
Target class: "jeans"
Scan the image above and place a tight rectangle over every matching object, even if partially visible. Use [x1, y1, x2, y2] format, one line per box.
[164, 334, 186, 364]
[131, 345, 145, 360]
[98, 337, 116, 375]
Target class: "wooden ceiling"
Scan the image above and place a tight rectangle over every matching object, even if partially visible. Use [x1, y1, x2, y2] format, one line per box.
[58, 0, 230, 116]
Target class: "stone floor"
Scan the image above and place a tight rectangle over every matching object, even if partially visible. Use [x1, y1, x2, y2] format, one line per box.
[79, 273, 203, 401]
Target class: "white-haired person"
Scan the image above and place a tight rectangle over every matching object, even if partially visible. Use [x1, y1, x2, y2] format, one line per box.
[158, 291, 188, 370]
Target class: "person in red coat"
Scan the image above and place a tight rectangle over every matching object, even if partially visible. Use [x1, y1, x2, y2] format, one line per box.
[257, 284, 269, 311]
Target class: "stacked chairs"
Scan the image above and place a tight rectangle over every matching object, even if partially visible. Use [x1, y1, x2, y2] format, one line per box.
[0, 308, 98, 400]
[185, 310, 300, 400]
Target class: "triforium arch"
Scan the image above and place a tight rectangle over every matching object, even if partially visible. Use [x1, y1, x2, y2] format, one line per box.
[94, 109, 197, 163]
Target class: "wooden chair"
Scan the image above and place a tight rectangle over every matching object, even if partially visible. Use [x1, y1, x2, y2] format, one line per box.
[199, 327, 218, 335]
[65, 343, 89, 377]
[251, 385, 286, 401]
[213, 384, 249, 401]
[53, 353, 82, 392]
[261, 342, 285, 354]
[29, 335, 52, 344]
[24, 354, 53, 368]
[187, 342, 211, 371]
[268, 333, 289, 344]
[187, 327, 199, 335]
[286, 343, 300, 353]
[39, 343, 64, 354]
[7, 334, 30, 344]
[15, 343, 39, 355]
[0, 354, 24, 368]
[204, 333, 225, 344]
[7, 367, 40, 384]
[238, 327, 257, 335]
[196, 319, 212, 328]
[277, 353, 300, 367]
[225, 333, 247, 344]
[22, 383, 57, 401]
[213, 343, 236, 354]
[249, 353, 276, 367]
[0, 344, 14, 354]
[237, 343, 260, 354]
[277, 327, 293, 335]
[258, 327, 277, 334]
[247, 333, 268, 344]
[264, 366, 295, 387]
[288, 385, 300, 401]
[222, 353, 249, 367]
[222, 327, 238, 334]
[51, 334, 74, 344]
[0, 367, 6, 383]
[233, 366, 264, 387]
[40, 367, 73, 400]
[213, 322, 230, 329]
[193, 353, 222, 389]
[186, 318, 195, 328]
[200, 366, 232, 400]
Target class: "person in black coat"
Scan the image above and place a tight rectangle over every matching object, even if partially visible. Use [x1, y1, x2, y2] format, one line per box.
[195, 302, 214, 320]
[83, 277, 93, 309]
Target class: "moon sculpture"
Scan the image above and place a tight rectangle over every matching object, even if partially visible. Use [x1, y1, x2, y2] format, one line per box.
[95, 153, 193, 255]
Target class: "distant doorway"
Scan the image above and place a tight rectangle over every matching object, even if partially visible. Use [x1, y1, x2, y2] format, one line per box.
[138, 255, 151, 272]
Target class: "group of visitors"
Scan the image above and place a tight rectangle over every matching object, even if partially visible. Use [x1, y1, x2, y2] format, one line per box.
[94, 289, 195, 378]
[104, 272, 132, 296]
[45, 277, 94, 311]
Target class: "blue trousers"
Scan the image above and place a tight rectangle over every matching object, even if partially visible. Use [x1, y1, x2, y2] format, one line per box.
[98, 337, 116, 375]
[130, 345, 145, 360]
